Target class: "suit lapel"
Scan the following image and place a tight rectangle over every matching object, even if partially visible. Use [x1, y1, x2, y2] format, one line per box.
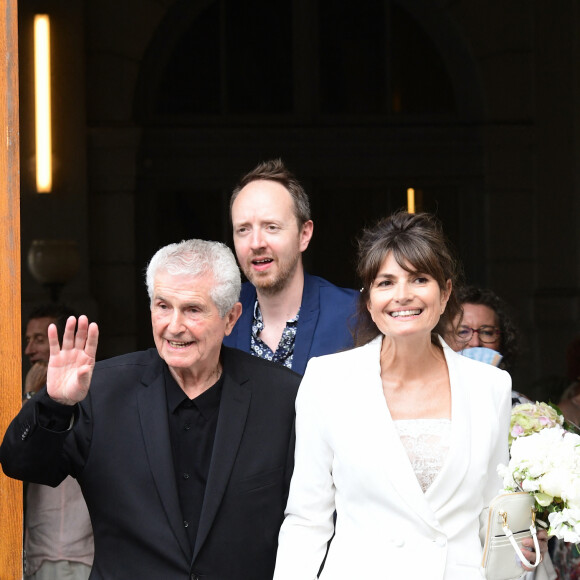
[137, 359, 191, 561]
[360, 339, 437, 524]
[371, 400, 433, 518]
[293, 273, 319, 375]
[233, 284, 256, 351]
[363, 337, 469, 531]
[424, 341, 471, 512]
[233, 276, 319, 375]
[193, 363, 251, 561]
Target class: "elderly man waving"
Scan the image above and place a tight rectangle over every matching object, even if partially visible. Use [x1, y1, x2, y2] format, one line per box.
[1, 239, 300, 580]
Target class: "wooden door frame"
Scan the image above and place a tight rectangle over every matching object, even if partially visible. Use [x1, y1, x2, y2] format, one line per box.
[0, 0, 23, 578]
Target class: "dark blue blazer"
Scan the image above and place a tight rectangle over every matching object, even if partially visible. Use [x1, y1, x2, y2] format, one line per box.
[223, 273, 359, 375]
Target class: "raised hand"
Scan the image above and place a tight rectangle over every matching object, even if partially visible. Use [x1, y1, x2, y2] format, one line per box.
[46, 315, 99, 406]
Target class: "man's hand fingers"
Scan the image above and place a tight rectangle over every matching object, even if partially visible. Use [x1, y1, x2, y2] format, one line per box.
[85, 322, 99, 359]
[74, 315, 89, 350]
[60, 316, 79, 350]
[46, 314, 98, 406]
[48, 322, 61, 355]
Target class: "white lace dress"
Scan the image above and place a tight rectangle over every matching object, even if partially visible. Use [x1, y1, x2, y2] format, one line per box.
[394, 418, 452, 493]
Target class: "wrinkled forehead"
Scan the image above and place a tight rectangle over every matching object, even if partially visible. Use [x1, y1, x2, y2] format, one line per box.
[153, 268, 217, 304]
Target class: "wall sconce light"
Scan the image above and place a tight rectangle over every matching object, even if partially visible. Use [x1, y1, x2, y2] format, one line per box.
[27, 240, 80, 302]
[34, 14, 52, 193]
[407, 188, 415, 214]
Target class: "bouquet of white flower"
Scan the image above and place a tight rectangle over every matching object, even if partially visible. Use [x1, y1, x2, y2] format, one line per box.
[498, 403, 580, 543]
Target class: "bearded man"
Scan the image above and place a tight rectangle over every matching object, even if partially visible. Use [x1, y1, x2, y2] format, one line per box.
[225, 159, 358, 375]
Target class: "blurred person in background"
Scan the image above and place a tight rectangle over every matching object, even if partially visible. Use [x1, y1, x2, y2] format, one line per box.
[444, 286, 530, 405]
[22, 303, 94, 580]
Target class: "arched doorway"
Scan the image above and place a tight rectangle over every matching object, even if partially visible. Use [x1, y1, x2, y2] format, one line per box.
[133, 0, 485, 348]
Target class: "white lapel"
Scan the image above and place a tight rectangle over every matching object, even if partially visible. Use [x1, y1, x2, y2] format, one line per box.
[355, 336, 472, 530]
[355, 337, 442, 530]
[424, 338, 471, 512]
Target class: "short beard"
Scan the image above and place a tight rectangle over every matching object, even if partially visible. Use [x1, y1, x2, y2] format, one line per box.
[244, 253, 301, 297]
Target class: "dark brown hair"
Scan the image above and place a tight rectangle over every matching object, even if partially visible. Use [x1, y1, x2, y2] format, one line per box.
[28, 303, 78, 342]
[230, 159, 311, 226]
[353, 210, 462, 346]
[455, 286, 520, 373]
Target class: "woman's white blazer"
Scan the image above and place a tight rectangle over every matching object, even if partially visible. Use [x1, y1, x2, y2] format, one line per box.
[274, 335, 512, 580]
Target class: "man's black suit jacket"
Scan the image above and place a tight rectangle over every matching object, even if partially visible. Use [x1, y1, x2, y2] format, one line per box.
[0, 346, 300, 579]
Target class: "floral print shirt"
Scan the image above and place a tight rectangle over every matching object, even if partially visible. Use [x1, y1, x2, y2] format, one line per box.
[250, 300, 300, 370]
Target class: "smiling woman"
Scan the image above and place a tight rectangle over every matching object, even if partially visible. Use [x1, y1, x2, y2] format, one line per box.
[366, 253, 451, 342]
[273, 211, 546, 579]
[353, 211, 461, 347]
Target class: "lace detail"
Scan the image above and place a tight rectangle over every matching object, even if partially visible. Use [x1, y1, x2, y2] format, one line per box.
[394, 419, 451, 493]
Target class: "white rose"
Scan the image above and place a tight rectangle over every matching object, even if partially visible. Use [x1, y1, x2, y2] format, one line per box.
[549, 508, 580, 543]
[538, 468, 570, 499]
[562, 477, 580, 507]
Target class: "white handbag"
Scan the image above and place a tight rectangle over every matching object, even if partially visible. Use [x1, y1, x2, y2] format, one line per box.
[480, 492, 541, 580]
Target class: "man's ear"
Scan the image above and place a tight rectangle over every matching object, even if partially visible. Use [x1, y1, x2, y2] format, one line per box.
[224, 302, 242, 336]
[299, 220, 314, 252]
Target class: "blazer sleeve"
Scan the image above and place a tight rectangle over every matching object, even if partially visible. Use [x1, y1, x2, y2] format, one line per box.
[0, 389, 81, 486]
[482, 369, 512, 508]
[274, 357, 336, 580]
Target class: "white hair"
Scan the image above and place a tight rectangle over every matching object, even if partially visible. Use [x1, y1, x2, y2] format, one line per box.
[145, 239, 241, 317]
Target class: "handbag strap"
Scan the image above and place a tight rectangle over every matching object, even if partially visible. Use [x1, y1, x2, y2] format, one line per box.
[501, 521, 541, 569]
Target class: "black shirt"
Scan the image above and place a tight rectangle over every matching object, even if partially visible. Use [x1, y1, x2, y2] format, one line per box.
[165, 365, 223, 553]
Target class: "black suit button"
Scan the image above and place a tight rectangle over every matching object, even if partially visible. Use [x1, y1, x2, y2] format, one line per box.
[184, 520, 189, 528]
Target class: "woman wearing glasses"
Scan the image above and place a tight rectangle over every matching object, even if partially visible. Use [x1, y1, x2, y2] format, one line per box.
[443, 287, 536, 408]
[444, 286, 519, 374]
[274, 212, 546, 580]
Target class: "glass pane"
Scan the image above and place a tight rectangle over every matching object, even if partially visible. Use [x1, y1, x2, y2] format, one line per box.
[156, 2, 221, 115]
[390, 4, 456, 114]
[225, 0, 293, 114]
[156, 190, 227, 246]
[318, 0, 456, 116]
[319, 0, 387, 114]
